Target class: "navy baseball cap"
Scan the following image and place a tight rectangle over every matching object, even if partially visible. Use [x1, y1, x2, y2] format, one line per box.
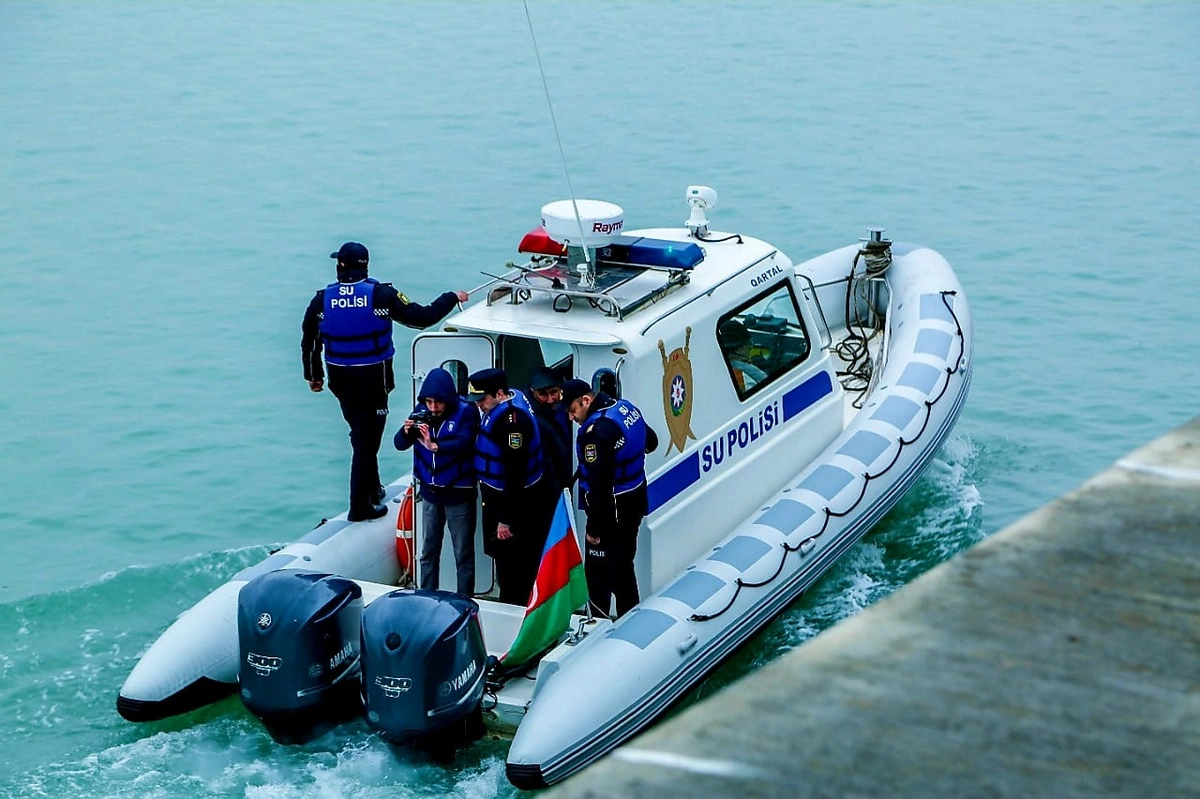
[467, 368, 507, 400]
[331, 241, 369, 267]
[529, 367, 562, 392]
[560, 379, 592, 408]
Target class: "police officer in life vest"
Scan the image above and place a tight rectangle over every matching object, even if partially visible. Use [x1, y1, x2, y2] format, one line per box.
[301, 242, 469, 522]
[469, 367, 558, 606]
[560, 379, 659, 619]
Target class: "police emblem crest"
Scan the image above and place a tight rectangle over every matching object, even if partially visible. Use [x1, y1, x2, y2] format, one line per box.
[583, 443, 598, 463]
[658, 326, 697, 455]
[507, 432, 523, 449]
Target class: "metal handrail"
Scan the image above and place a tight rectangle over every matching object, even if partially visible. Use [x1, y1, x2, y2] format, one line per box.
[480, 259, 691, 321]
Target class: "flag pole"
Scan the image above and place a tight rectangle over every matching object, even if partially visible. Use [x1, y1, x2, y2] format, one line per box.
[565, 487, 593, 626]
[565, 487, 593, 645]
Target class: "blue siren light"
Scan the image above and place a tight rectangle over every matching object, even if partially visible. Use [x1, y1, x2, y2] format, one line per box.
[601, 236, 704, 270]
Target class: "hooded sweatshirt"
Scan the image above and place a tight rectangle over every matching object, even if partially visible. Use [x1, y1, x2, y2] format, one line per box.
[394, 367, 478, 503]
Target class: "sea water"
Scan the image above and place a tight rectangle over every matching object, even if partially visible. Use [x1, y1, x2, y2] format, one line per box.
[1, 2, 1197, 796]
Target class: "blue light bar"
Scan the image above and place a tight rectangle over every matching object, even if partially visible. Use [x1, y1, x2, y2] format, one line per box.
[600, 236, 704, 270]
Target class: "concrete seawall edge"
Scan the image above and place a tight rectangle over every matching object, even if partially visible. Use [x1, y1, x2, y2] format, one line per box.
[548, 415, 1200, 798]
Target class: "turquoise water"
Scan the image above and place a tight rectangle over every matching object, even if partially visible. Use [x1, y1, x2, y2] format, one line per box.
[2, 2, 1197, 796]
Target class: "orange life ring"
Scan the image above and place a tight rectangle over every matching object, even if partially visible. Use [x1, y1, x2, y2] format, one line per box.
[395, 485, 415, 583]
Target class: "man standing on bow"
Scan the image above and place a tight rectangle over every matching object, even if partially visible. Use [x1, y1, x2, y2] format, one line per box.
[302, 241, 469, 522]
[561, 379, 659, 619]
[470, 367, 558, 605]
[395, 367, 478, 595]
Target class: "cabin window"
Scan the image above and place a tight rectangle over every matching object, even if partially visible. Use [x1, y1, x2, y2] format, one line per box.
[498, 335, 576, 394]
[541, 340, 574, 379]
[498, 335, 542, 392]
[717, 282, 811, 399]
[440, 359, 471, 395]
[592, 367, 619, 398]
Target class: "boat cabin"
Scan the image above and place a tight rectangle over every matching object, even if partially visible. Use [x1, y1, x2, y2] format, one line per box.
[410, 193, 847, 602]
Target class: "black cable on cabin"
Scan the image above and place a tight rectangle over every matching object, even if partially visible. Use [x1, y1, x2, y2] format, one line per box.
[695, 231, 744, 244]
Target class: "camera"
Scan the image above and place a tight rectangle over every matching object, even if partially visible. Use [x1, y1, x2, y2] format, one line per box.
[408, 408, 434, 425]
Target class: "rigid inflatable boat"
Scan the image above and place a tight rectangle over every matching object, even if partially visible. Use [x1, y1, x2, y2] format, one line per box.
[118, 186, 972, 789]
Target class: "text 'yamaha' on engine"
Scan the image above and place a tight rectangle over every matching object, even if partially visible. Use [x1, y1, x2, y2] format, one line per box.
[360, 589, 488, 761]
[237, 569, 364, 743]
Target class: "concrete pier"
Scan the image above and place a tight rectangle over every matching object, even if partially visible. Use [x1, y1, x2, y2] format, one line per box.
[549, 416, 1200, 798]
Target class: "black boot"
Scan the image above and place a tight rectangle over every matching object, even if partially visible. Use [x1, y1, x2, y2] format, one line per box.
[348, 504, 388, 522]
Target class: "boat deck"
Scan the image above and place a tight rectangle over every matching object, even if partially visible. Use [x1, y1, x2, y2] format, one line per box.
[823, 323, 885, 428]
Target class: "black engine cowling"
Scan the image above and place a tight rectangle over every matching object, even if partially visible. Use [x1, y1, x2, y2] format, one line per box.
[237, 569, 363, 743]
[360, 589, 487, 757]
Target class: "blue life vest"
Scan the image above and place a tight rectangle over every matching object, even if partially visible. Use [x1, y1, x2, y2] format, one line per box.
[476, 391, 546, 491]
[578, 398, 649, 496]
[412, 400, 477, 490]
[320, 279, 395, 366]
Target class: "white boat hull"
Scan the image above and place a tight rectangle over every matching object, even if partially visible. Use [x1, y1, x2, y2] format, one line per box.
[505, 243, 971, 787]
[117, 482, 407, 721]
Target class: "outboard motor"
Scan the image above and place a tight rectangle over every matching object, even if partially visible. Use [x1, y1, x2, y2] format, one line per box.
[361, 589, 487, 760]
[237, 569, 364, 743]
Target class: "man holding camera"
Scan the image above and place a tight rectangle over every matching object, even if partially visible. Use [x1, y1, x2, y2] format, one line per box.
[394, 367, 479, 595]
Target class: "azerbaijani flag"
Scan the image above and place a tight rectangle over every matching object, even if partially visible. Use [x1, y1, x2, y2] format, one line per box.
[502, 490, 589, 667]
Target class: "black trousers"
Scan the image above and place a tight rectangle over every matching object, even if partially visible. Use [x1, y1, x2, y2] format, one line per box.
[585, 512, 641, 619]
[327, 360, 393, 514]
[481, 479, 556, 606]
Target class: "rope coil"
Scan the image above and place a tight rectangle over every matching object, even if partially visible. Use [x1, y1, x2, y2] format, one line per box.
[836, 246, 894, 406]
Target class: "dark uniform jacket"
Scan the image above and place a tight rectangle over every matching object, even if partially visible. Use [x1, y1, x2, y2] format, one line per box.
[531, 399, 573, 490]
[576, 392, 659, 540]
[475, 391, 548, 528]
[301, 274, 459, 383]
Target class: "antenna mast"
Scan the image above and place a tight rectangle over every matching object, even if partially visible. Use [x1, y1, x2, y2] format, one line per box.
[522, 1, 596, 286]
